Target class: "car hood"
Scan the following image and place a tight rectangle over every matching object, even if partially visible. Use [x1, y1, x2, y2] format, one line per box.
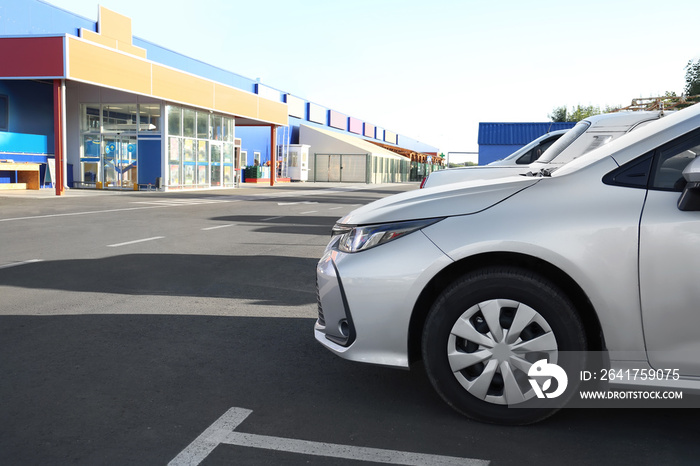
[339, 176, 540, 225]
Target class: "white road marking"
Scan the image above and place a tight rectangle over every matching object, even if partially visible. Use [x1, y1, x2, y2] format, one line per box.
[329, 206, 344, 210]
[107, 236, 165, 248]
[169, 407, 489, 466]
[132, 199, 232, 206]
[201, 224, 235, 231]
[0, 259, 44, 270]
[261, 216, 283, 221]
[300, 211, 317, 214]
[0, 206, 162, 222]
[277, 201, 319, 206]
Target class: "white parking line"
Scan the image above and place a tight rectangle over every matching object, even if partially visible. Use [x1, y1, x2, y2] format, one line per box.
[0, 259, 44, 270]
[132, 199, 232, 207]
[277, 201, 318, 206]
[201, 224, 235, 231]
[0, 206, 162, 223]
[169, 407, 489, 466]
[261, 216, 283, 221]
[107, 236, 165, 248]
[300, 211, 317, 214]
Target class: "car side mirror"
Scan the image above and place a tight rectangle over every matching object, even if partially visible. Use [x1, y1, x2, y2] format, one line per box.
[677, 157, 700, 211]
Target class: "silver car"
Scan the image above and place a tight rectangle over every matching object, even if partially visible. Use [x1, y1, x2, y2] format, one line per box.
[315, 103, 700, 424]
[422, 110, 668, 189]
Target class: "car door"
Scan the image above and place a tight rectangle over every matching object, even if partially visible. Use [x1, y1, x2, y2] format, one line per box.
[638, 130, 700, 375]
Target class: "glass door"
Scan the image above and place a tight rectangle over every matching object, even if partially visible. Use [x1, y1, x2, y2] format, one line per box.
[103, 134, 138, 188]
[210, 142, 222, 186]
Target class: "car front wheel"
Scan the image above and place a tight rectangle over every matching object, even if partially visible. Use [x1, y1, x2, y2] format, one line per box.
[422, 266, 587, 425]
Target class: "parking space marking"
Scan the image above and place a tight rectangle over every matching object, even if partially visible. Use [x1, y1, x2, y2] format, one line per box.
[0, 206, 162, 223]
[261, 216, 283, 221]
[107, 236, 165, 248]
[300, 210, 318, 214]
[201, 224, 235, 231]
[169, 407, 489, 466]
[0, 259, 44, 270]
[132, 199, 232, 207]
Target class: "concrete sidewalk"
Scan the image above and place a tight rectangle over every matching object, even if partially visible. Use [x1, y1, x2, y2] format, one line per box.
[0, 181, 419, 199]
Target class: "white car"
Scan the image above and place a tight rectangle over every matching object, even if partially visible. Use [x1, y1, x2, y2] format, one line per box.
[315, 103, 700, 424]
[486, 129, 568, 166]
[422, 111, 668, 188]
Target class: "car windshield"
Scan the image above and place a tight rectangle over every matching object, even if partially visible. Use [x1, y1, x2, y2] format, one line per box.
[500, 139, 542, 162]
[536, 121, 591, 164]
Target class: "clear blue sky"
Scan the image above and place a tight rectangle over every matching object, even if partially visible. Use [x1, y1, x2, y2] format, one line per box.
[45, 0, 700, 154]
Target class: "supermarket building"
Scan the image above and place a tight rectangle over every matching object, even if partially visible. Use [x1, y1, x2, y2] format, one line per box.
[0, 1, 440, 194]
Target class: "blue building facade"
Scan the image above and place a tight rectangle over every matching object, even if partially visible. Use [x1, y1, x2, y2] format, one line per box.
[477, 122, 576, 165]
[0, 0, 439, 191]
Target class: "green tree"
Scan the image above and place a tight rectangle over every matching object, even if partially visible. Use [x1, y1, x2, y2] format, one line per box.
[685, 59, 700, 96]
[549, 106, 567, 122]
[549, 104, 601, 122]
[568, 105, 600, 121]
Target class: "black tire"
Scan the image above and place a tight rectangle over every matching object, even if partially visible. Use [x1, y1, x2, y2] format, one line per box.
[422, 266, 587, 425]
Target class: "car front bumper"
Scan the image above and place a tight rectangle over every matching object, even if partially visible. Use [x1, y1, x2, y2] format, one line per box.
[314, 231, 452, 368]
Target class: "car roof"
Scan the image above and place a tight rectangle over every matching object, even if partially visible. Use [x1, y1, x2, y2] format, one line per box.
[584, 110, 666, 129]
[554, 104, 700, 177]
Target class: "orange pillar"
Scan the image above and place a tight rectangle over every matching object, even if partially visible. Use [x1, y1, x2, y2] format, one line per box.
[270, 125, 276, 186]
[53, 79, 65, 195]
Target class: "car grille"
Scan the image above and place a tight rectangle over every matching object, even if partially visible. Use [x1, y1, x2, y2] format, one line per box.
[316, 277, 325, 326]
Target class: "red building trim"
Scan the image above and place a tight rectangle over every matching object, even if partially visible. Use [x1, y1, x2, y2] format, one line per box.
[0, 37, 65, 78]
[53, 80, 64, 195]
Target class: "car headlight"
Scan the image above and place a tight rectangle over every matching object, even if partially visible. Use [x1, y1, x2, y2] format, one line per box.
[331, 218, 443, 253]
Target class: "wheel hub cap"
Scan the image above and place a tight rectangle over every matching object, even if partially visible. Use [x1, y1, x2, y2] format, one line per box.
[447, 299, 558, 405]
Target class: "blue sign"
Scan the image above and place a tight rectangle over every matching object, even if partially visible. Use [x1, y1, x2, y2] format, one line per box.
[106, 143, 116, 154]
[127, 144, 136, 153]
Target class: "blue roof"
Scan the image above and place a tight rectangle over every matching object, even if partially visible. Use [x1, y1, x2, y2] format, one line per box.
[478, 122, 576, 145]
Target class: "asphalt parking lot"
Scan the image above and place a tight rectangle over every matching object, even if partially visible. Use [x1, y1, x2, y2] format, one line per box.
[1, 182, 698, 465]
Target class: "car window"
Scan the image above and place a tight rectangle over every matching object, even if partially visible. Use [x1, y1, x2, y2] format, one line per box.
[650, 133, 700, 191]
[537, 121, 590, 164]
[516, 138, 558, 164]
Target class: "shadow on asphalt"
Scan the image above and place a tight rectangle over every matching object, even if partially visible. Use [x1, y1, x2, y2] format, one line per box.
[210, 215, 336, 236]
[1, 314, 698, 465]
[0, 254, 317, 305]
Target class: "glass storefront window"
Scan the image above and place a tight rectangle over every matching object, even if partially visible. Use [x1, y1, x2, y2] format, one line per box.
[80, 134, 101, 182]
[184, 164, 195, 185]
[170, 164, 181, 186]
[82, 104, 101, 132]
[158, 104, 238, 189]
[169, 137, 181, 163]
[211, 144, 221, 187]
[224, 117, 235, 142]
[183, 108, 195, 138]
[211, 114, 222, 140]
[102, 104, 137, 132]
[223, 143, 233, 163]
[210, 165, 221, 186]
[211, 144, 221, 164]
[197, 164, 208, 185]
[139, 104, 161, 132]
[197, 112, 209, 139]
[167, 106, 182, 136]
[184, 139, 196, 162]
[197, 140, 208, 162]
